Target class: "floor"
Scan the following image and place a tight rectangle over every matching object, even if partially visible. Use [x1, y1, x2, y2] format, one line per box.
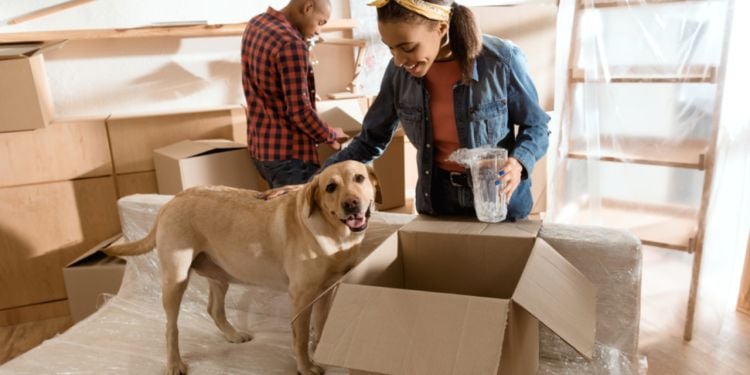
[2, 201, 749, 374]
[638, 245, 750, 375]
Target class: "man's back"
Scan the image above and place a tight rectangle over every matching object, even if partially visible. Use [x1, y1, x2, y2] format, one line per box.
[241, 7, 332, 166]
[242, 10, 299, 115]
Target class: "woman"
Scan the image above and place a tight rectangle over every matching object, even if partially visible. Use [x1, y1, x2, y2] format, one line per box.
[324, 0, 549, 220]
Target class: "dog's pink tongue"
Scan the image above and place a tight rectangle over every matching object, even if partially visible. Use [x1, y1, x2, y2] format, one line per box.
[346, 214, 366, 229]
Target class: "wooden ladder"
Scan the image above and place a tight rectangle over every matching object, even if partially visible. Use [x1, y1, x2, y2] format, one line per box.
[557, 0, 735, 340]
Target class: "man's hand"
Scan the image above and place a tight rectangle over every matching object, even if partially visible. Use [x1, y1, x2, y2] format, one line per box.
[328, 127, 348, 151]
[255, 184, 304, 200]
[332, 127, 348, 142]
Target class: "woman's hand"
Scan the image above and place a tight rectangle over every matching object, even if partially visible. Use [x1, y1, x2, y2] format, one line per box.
[498, 157, 523, 202]
[255, 184, 304, 200]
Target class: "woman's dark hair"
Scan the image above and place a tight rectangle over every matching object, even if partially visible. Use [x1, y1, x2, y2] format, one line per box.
[377, 1, 482, 82]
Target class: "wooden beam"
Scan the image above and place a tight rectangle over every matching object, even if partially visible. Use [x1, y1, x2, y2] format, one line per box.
[567, 136, 708, 170]
[317, 38, 367, 47]
[7, 0, 97, 25]
[585, 0, 716, 9]
[0, 18, 357, 43]
[738, 234, 750, 315]
[570, 66, 717, 84]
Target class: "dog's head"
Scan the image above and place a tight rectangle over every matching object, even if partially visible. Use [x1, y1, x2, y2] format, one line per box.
[303, 160, 382, 233]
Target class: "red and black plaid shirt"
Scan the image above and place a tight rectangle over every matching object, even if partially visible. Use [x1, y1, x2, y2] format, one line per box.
[241, 7, 335, 164]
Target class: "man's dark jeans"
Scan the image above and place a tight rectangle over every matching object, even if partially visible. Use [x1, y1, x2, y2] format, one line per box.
[253, 159, 319, 188]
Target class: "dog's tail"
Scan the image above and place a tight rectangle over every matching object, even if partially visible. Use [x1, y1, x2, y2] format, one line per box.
[105, 225, 156, 257]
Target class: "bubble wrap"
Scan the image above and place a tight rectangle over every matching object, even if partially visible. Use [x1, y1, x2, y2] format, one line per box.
[1, 195, 644, 374]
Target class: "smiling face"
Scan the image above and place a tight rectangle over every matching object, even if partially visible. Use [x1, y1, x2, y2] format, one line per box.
[378, 18, 449, 78]
[307, 161, 381, 233]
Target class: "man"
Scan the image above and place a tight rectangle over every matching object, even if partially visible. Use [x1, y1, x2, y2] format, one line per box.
[242, 0, 344, 188]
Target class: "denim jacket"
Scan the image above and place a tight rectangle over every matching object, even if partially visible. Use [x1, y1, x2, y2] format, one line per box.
[324, 35, 550, 214]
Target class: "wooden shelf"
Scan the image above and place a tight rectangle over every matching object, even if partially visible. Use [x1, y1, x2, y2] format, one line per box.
[315, 38, 367, 47]
[567, 200, 698, 251]
[568, 137, 708, 169]
[570, 66, 717, 83]
[0, 19, 357, 43]
[584, 0, 715, 9]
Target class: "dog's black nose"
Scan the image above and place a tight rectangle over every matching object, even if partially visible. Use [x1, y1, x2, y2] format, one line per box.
[343, 198, 360, 214]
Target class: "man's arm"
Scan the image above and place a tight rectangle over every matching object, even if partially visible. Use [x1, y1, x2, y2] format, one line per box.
[277, 40, 337, 144]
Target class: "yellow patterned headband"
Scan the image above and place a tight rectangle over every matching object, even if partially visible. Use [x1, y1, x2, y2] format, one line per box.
[368, 0, 452, 22]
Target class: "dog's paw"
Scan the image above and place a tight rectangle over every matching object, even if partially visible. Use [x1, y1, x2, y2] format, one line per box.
[297, 364, 325, 375]
[225, 330, 254, 343]
[165, 361, 187, 375]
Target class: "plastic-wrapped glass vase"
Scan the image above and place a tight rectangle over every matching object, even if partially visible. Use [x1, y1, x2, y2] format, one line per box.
[448, 146, 508, 223]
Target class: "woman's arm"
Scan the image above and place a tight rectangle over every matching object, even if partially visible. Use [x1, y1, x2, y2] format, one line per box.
[506, 46, 551, 180]
[323, 61, 402, 169]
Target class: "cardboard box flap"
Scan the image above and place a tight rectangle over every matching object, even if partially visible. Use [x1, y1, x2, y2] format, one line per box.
[66, 234, 124, 267]
[318, 107, 363, 135]
[512, 238, 597, 360]
[154, 139, 246, 160]
[0, 40, 66, 60]
[316, 284, 508, 375]
[317, 98, 366, 122]
[402, 216, 541, 239]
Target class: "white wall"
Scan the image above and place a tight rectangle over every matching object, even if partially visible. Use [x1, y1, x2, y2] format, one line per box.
[0, 0, 355, 118]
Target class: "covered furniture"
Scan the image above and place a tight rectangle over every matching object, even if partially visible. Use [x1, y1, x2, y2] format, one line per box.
[0, 195, 642, 374]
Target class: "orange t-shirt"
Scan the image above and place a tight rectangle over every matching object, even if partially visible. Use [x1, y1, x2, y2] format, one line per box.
[425, 59, 464, 172]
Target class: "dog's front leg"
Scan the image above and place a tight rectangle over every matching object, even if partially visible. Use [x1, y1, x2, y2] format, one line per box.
[311, 290, 333, 351]
[290, 287, 325, 375]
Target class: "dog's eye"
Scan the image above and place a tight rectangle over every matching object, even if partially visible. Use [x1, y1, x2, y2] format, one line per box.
[354, 174, 365, 183]
[325, 183, 337, 193]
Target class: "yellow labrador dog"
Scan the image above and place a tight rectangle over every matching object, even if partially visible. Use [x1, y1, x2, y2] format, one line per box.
[106, 160, 380, 375]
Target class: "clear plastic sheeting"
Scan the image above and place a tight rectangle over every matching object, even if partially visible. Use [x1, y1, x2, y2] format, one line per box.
[539, 345, 648, 375]
[549, 0, 748, 347]
[549, 0, 730, 222]
[1, 194, 646, 374]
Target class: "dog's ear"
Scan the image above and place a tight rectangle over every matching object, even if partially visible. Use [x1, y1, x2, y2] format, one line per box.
[366, 164, 382, 204]
[304, 175, 319, 218]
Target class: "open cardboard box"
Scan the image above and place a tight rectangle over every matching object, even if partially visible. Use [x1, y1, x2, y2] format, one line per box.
[0, 41, 64, 133]
[63, 234, 126, 323]
[154, 139, 264, 194]
[316, 216, 597, 375]
[318, 106, 405, 210]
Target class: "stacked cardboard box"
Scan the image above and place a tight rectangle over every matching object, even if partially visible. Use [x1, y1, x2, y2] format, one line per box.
[0, 115, 120, 329]
[0, 41, 63, 133]
[153, 139, 264, 194]
[0, 107, 251, 352]
[107, 106, 247, 197]
[63, 235, 126, 323]
[0, 176, 121, 325]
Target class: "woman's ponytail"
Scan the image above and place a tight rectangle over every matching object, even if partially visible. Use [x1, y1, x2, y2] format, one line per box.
[449, 3, 482, 83]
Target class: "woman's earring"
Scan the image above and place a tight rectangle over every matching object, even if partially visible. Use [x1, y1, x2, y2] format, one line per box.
[442, 32, 450, 48]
